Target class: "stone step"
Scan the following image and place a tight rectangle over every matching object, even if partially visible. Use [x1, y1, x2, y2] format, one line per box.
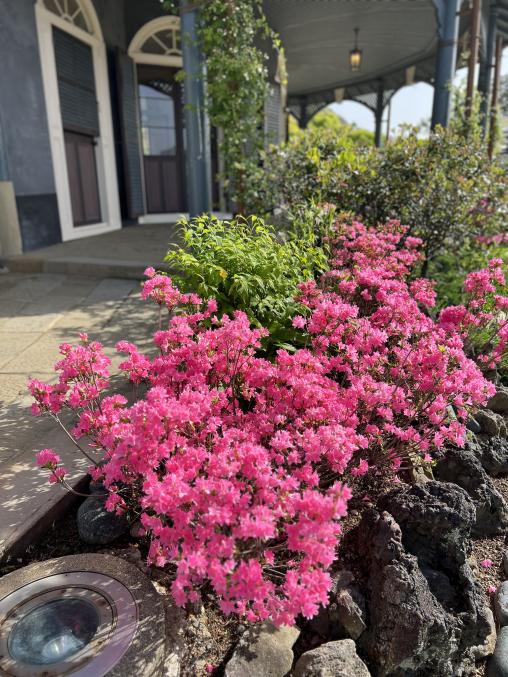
[6, 255, 173, 280]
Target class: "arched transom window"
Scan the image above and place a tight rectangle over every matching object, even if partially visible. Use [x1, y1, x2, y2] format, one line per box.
[42, 0, 93, 34]
[128, 17, 182, 68]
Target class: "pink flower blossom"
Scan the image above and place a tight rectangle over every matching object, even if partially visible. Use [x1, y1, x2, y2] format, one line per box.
[292, 315, 307, 329]
[481, 559, 493, 568]
[36, 448, 61, 468]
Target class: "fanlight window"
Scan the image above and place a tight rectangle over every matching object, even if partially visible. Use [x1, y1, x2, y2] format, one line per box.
[128, 17, 182, 67]
[43, 0, 92, 33]
[141, 25, 181, 58]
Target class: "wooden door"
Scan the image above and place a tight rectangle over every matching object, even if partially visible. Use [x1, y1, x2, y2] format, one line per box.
[138, 66, 186, 213]
[64, 131, 102, 226]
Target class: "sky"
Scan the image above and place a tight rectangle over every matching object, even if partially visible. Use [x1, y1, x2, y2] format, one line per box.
[330, 49, 508, 134]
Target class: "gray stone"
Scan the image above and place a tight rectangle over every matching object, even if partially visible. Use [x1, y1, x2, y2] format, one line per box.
[495, 582, 508, 627]
[503, 551, 508, 578]
[466, 416, 482, 434]
[334, 587, 367, 641]
[224, 622, 300, 677]
[293, 639, 371, 677]
[488, 387, 508, 414]
[476, 410, 508, 438]
[488, 626, 508, 677]
[474, 607, 497, 660]
[348, 483, 494, 676]
[434, 445, 508, 535]
[306, 570, 366, 641]
[77, 483, 129, 545]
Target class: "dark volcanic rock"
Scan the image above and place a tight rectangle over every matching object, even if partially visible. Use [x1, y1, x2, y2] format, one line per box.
[348, 482, 493, 676]
[475, 436, 508, 476]
[434, 445, 508, 535]
[77, 482, 129, 545]
[487, 387, 508, 414]
[476, 410, 508, 438]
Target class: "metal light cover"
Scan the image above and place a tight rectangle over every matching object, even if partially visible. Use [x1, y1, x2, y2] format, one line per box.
[349, 27, 362, 72]
[0, 572, 137, 676]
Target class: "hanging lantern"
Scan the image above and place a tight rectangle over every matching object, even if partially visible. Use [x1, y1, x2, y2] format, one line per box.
[349, 27, 362, 73]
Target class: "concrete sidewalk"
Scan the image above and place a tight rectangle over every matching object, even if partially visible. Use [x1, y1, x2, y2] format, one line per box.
[0, 272, 158, 562]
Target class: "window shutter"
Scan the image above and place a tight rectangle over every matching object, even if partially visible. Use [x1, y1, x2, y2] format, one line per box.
[53, 27, 99, 137]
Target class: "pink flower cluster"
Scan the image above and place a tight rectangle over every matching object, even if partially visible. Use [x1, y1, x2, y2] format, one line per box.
[438, 258, 508, 369]
[296, 220, 494, 470]
[29, 222, 499, 626]
[476, 233, 508, 247]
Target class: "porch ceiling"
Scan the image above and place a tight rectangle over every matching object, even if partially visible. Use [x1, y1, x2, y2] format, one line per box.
[264, 0, 507, 110]
[263, 0, 439, 102]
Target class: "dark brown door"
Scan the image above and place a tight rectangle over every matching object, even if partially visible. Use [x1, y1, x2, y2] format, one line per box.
[64, 131, 102, 226]
[138, 66, 186, 213]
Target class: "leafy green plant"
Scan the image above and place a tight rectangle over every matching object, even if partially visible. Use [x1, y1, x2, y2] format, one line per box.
[164, 215, 328, 352]
[162, 0, 279, 210]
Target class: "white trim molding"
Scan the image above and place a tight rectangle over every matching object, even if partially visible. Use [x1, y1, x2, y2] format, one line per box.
[128, 16, 183, 69]
[35, 0, 121, 242]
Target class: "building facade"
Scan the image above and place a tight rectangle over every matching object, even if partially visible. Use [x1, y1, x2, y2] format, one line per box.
[0, 0, 285, 254]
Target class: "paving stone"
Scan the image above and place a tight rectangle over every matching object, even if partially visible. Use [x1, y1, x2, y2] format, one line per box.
[0, 332, 40, 369]
[0, 274, 68, 302]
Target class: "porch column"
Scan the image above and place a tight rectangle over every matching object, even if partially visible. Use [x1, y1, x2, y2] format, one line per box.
[181, 0, 212, 217]
[478, 4, 498, 132]
[488, 35, 504, 158]
[374, 80, 384, 147]
[431, 0, 461, 128]
[465, 0, 483, 118]
[299, 96, 309, 129]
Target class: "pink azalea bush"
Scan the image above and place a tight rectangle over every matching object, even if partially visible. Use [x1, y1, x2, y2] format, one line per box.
[438, 257, 508, 370]
[29, 219, 503, 626]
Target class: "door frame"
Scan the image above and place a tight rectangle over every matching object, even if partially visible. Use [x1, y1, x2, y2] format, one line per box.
[128, 16, 185, 220]
[35, 0, 121, 241]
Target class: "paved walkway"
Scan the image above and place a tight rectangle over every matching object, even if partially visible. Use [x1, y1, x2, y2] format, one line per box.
[0, 272, 158, 562]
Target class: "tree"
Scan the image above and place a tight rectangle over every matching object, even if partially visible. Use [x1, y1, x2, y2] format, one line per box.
[289, 107, 374, 145]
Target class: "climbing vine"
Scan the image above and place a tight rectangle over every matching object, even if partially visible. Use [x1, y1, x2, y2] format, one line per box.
[162, 0, 281, 211]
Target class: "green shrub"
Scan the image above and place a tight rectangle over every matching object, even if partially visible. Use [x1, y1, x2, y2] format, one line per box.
[164, 214, 328, 352]
[243, 128, 368, 218]
[245, 125, 508, 271]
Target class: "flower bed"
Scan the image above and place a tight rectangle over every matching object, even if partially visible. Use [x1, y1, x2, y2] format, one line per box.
[28, 219, 508, 635]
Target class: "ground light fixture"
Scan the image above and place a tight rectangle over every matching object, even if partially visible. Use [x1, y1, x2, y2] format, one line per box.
[349, 27, 362, 72]
[0, 554, 166, 676]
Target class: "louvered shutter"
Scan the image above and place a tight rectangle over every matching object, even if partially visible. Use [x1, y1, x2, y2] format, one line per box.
[53, 27, 99, 137]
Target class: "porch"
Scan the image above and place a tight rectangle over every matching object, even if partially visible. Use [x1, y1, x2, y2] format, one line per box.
[4, 221, 181, 280]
